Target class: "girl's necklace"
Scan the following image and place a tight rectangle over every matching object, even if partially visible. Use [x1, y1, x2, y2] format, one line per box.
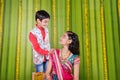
[60, 50, 70, 64]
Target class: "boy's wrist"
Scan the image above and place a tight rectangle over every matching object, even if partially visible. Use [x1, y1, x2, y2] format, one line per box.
[44, 50, 49, 55]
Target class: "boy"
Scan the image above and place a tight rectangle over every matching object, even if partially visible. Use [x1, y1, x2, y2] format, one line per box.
[29, 10, 50, 72]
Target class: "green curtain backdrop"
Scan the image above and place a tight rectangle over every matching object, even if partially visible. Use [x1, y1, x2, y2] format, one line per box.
[0, 0, 120, 80]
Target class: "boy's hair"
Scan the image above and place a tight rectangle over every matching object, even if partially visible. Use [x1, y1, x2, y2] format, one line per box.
[35, 10, 50, 21]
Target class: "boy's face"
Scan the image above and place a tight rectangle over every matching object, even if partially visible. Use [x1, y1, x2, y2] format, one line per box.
[37, 18, 49, 27]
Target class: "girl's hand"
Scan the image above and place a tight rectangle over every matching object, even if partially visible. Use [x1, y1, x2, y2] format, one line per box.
[45, 74, 52, 80]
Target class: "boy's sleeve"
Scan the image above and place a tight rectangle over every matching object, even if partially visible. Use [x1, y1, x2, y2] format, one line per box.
[29, 32, 48, 55]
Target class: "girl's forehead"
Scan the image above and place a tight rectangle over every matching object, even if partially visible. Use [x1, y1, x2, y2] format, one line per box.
[63, 33, 68, 36]
[63, 33, 69, 39]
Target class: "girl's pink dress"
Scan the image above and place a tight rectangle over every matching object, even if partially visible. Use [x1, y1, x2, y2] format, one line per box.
[50, 49, 80, 80]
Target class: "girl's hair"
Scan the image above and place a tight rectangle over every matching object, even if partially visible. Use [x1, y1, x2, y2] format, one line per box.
[67, 31, 80, 55]
[35, 10, 50, 21]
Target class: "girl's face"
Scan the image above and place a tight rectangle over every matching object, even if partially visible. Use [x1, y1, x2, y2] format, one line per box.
[37, 18, 49, 27]
[59, 32, 72, 46]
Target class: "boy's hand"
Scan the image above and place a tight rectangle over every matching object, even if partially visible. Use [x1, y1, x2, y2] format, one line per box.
[48, 49, 55, 54]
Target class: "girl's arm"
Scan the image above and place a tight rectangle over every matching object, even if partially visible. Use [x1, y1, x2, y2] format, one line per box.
[45, 59, 52, 80]
[74, 58, 80, 80]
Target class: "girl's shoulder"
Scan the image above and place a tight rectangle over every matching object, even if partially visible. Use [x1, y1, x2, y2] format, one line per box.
[68, 54, 80, 64]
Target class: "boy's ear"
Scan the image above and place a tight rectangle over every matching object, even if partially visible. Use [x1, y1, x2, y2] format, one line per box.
[37, 19, 40, 22]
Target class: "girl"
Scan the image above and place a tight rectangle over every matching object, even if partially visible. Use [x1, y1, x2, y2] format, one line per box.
[45, 31, 80, 80]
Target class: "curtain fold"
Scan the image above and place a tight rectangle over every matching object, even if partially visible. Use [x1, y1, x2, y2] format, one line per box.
[0, 0, 119, 80]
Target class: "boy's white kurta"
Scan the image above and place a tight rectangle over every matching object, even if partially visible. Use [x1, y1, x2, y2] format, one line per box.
[30, 27, 50, 64]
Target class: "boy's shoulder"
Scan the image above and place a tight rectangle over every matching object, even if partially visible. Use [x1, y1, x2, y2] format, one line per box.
[30, 27, 49, 33]
[29, 27, 38, 35]
[44, 27, 48, 30]
[31, 27, 38, 31]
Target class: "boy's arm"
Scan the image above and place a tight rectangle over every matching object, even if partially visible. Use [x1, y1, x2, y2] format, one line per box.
[29, 32, 48, 55]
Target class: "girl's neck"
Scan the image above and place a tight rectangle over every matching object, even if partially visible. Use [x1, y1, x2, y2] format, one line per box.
[60, 46, 71, 61]
[61, 46, 70, 55]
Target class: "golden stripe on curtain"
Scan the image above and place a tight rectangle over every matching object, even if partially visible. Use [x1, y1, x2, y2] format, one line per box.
[52, 0, 56, 47]
[16, 0, 22, 80]
[84, 0, 90, 80]
[118, 0, 120, 18]
[67, 0, 70, 31]
[0, 0, 4, 54]
[35, 0, 38, 12]
[100, 0, 108, 80]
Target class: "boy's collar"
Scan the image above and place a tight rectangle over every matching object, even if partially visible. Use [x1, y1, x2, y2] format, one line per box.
[36, 24, 44, 30]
